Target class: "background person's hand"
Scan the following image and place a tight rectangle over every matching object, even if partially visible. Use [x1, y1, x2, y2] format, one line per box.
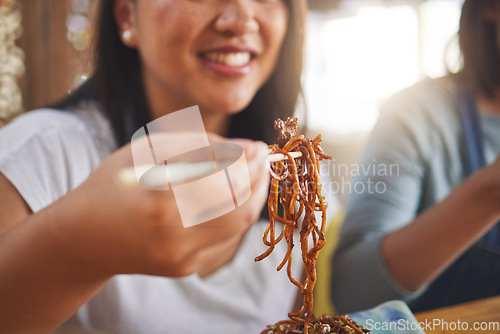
[467, 154, 500, 213]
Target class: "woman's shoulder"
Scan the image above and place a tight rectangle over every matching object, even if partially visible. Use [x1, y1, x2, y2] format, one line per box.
[0, 102, 116, 212]
[385, 77, 455, 112]
[2, 101, 110, 137]
[3, 108, 84, 137]
[379, 77, 460, 132]
[0, 101, 116, 158]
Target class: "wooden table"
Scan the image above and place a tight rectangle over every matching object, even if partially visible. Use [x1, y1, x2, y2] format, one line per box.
[414, 296, 500, 333]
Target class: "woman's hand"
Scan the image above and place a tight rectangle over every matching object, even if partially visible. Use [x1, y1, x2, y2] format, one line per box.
[0, 132, 269, 332]
[51, 133, 270, 279]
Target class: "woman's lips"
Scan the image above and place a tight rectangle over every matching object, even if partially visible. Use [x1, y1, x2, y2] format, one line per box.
[199, 51, 255, 77]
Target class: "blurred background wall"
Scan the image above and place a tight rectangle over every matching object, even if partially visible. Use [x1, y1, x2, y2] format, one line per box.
[304, 0, 464, 202]
[18, 0, 94, 111]
[0, 0, 464, 202]
[0, 0, 93, 127]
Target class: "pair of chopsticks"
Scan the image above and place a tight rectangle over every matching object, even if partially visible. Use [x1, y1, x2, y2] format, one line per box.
[118, 150, 302, 187]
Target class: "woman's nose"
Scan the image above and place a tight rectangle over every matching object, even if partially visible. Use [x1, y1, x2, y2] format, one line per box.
[214, 0, 259, 36]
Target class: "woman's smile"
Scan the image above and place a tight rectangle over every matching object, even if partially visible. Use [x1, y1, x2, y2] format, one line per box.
[199, 46, 258, 77]
[116, 0, 288, 118]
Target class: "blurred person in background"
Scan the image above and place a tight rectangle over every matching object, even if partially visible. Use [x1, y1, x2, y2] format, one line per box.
[332, 0, 500, 314]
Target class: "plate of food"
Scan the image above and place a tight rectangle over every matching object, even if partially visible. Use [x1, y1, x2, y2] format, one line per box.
[260, 300, 425, 334]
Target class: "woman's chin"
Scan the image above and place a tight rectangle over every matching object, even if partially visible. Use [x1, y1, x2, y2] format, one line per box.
[202, 97, 254, 115]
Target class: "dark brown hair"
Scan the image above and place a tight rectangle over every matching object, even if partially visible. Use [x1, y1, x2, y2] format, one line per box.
[53, 0, 307, 147]
[457, 0, 500, 98]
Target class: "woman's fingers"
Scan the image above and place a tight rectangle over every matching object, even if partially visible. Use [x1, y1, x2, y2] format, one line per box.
[67, 134, 271, 277]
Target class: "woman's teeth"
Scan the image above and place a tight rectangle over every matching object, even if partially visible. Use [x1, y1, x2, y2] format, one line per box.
[203, 52, 252, 67]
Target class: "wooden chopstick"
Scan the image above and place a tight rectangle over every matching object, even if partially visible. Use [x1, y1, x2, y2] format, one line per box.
[267, 151, 302, 162]
[118, 151, 302, 187]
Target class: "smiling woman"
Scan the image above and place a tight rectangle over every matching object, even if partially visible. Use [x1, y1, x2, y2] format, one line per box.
[0, 0, 317, 334]
[52, 0, 306, 146]
[114, 0, 287, 120]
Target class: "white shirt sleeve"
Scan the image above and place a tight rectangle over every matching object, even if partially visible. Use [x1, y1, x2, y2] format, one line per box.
[0, 109, 112, 213]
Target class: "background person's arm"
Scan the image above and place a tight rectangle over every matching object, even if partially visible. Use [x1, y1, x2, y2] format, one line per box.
[382, 156, 500, 292]
[331, 81, 500, 313]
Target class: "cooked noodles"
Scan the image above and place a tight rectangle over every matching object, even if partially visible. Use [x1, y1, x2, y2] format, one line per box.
[255, 117, 333, 333]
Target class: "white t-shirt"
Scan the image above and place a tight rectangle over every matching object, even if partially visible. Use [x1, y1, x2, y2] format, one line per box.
[0, 104, 333, 334]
